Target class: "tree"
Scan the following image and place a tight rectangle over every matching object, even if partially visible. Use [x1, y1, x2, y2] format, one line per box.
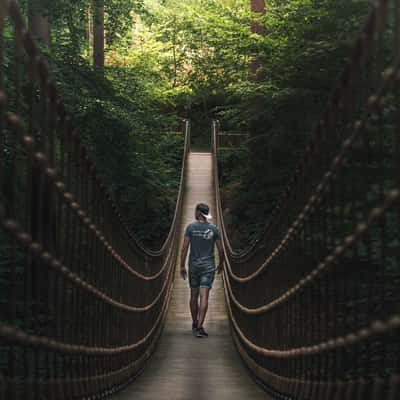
[250, 0, 266, 80]
[251, 0, 266, 32]
[29, 0, 51, 45]
[93, 0, 105, 68]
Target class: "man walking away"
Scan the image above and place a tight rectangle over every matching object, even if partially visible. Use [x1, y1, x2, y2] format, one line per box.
[180, 203, 224, 338]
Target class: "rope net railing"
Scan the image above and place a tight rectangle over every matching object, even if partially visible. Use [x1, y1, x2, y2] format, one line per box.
[213, 0, 400, 398]
[0, 0, 190, 398]
[214, 131, 249, 150]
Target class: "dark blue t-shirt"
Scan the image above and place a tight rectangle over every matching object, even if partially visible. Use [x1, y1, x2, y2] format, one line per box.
[185, 221, 220, 270]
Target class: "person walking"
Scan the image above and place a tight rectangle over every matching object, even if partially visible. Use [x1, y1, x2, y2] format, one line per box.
[180, 203, 224, 338]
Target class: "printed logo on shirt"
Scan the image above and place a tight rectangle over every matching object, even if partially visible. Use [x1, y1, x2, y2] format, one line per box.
[203, 229, 214, 240]
[191, 229, 214, 240]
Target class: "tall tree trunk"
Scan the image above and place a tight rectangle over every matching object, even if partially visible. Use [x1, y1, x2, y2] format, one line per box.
[250, 0, 266, 81]
[251, 0, 266, 17]
[87, 6, 93, 58]
[29, 0, 50, 45]
[93, 0, 105, 69]
[172, 17, 178, 88]
[249, 0, 266, 166]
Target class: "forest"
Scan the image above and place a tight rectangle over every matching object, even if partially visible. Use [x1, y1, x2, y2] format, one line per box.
[13, 0, 371, 248]
[2, 2, 400, 398]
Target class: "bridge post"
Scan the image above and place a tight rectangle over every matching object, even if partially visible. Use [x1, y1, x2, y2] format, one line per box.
[183, 119, 191, 153]
[211, 119, 220, 153]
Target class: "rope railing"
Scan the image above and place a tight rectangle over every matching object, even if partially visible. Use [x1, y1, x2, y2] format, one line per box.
[214, 130, 249, 149]
[213, 0, 400, 398]
[0, 0, 190, 398]
[221, 0, 400, 266]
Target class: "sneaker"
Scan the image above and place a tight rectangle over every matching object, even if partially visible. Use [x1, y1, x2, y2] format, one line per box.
[192, 321, 198, 335]
[196, 326, 208, 338]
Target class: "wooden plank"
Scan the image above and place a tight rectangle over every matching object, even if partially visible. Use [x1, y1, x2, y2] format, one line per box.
[115, 152, 270, 399]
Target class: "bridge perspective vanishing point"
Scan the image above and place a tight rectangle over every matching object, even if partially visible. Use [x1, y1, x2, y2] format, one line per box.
[0, 0, 400, 399]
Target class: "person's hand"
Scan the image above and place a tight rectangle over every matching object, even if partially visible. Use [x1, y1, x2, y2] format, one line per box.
[217, 261, 224, 274]
[180, 267, 187, 280]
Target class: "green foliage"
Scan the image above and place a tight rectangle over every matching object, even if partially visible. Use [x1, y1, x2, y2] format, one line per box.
[49, 54, 182, 246]
[136, 1, 255, 124]
[216, 0, 371, 247]
[19, 0, 374, 247]
[22, 0, 185, 246]
[105, 0, 145, 46]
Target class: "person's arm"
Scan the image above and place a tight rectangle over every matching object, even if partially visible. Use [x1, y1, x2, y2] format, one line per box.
[180, 236, 190, 280]
[216, 239, 225, 274]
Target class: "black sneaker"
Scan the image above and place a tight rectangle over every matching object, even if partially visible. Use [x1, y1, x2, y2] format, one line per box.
[192, 321, 198, 335]
[196, 326, 208, 338]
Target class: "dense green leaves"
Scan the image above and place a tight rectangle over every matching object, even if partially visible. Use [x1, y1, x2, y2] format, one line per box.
[216, 0, 371, 247]
[21, 0, 373, 246]
[22, 0, 185, 246]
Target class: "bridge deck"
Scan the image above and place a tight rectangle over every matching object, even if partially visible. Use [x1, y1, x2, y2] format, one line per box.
[115, 152, 270, 400]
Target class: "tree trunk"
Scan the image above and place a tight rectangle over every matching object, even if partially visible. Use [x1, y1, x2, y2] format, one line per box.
[93, 0, 105, 69]
[87, 5, 94, 58]
[29, 0, 50, 45]
[251, 0, 266, 14]
[250, 0, 266, 81]
[248, 0, 267, 165]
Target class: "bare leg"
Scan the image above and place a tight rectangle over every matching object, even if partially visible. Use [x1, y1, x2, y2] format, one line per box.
[190, 288, 199, 324]
[198, 287, 210, 327]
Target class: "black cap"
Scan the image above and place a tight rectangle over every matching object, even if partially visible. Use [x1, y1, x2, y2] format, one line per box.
[196, 203, 212, 219]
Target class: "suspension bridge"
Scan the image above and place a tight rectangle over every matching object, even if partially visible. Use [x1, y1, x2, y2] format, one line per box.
[0, 0, 399, 399]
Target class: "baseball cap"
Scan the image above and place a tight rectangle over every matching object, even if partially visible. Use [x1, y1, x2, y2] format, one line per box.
[196, 203, 213, 220]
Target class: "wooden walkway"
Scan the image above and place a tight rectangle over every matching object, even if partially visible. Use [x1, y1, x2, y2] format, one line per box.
[115, 153, 270, 400]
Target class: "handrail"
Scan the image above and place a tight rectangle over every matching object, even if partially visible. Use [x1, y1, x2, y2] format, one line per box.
[0, 1, 190, 398]
[213, 0, 400, 398]
[219, 0, 395, 265]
